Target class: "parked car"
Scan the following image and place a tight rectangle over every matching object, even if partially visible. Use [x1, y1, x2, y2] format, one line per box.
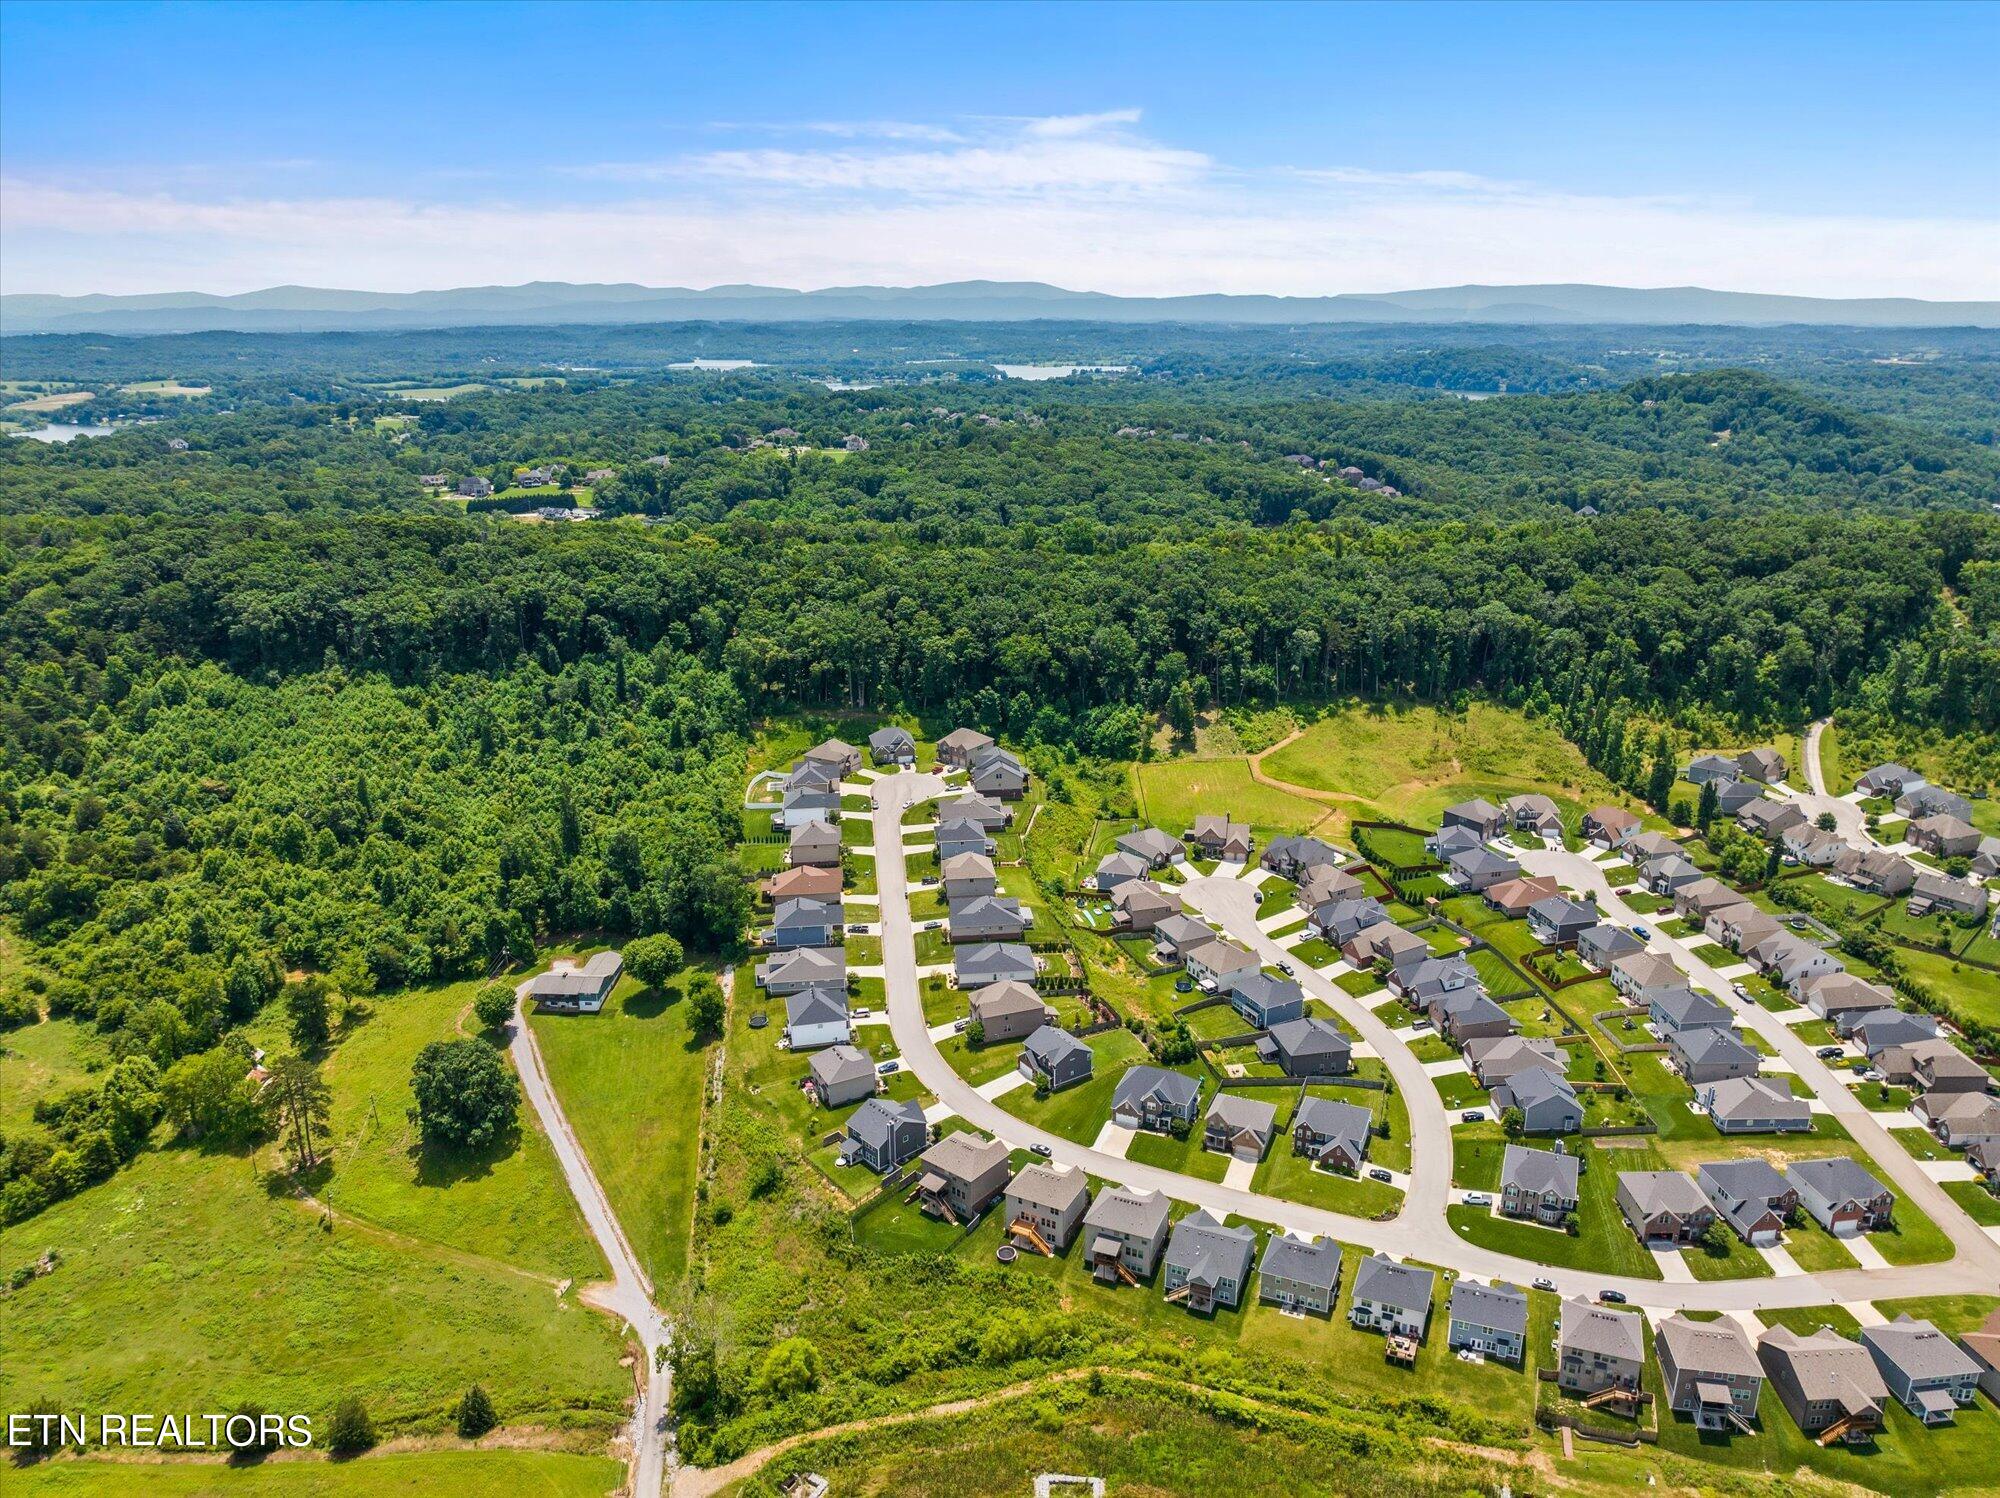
[877, 1060, 899, 1075]
[1411, 1018, 1432, 1030]
[925, 919, 943, 930]
[1368, 1167, 1393, 1183]
[1732, 982, 1749, 998]
[1815, 1046, 1843, 1060]
[921, 875, 938, 886]
[1463, 1192, 1491, 1207]
[847, 923, 868, 934]
[1030, 1143, 1052, 1158]
[1276, 960, 1294, 976]
[1533, 1276, 1555, 1292]
[1461, 1110, 1483, 1123]
[852, 1006, 873, 1018]
[953, 1019, 968, 1033]
[1599, 1289, 1627, 1304]
[1631, 925, 1649, 940]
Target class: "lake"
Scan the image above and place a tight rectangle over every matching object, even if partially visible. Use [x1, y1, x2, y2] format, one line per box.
[13, 422, 118, 442]
[992, 363, 1133, 380]
[668, 359, 759, 371]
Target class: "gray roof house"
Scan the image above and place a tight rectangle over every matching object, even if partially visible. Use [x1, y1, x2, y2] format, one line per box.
[1670, 1025, 1761, 1085]
[1581, 805, 1642, 847]
[1492, 1066, 1582, 1136]
[1738, 747, 1787, 783]
[1448, 1280, 1530, 1364]
[528, 950, 625, 1014]
[1851, 1008, 1941, 1057]
[1428, 823, 1485, 861]
[1861, 1316, 1982, 1423]
[1348, 1254, 1434, 1339]
[1258, 1232, 1344, 1315]
[1616, 1170, 1717, 1244]
[769, 895, 841, 949]
[941, 851, 998, 901]
[1446, 845, 1522, 893]
[867, 725, 915, 765]
[948, 895, 1031, 944]
[1499, 1142, 1580, 1223]
[1807, 972, 1899, 1027]
[1528, 896, 1597, 945]
[1699, 1157, 1799, 1246]
[1504, 793, 1565, 836]
[1261, 835, 1344, 879]
[1261, 1016, 1353, 1077]
[757, 945, 846, 995]
[967, 979, 1051, 1042]
[954, 942, 1037, 989]
[939, 791, 1010, 829]
[1642, 853, 1705, 894]
[1189, 814, 1253, 860]
[1650, 985, 1733, 1035]
[1227, 970, 1307, 1028]
[968, 747, 1030, 801]
[1432, 988, 1515, 1046]
[1116, 827, 1184, 868]
[1856, 763, 1923, 798]
[913, 1133, 1012, 1223]
[1162, 1210, 1257, 1312]
[840, 1096, 928, 1173]
[1019, 1024, 1094, 1091]
[1622, 831, 1682, 865]
[1291, 1095, 1374, 1172]
[1152, 913, 1215, 962]
[1557, 1299, 1647, 1395]
[1658, 1315, 1763, 1430]
[1789, 1157, 1894, 1235]
[1713, 777, 1766, 815]
[1699, 1076, 1811, 1133]
[778, 786, 842, 828]
[1758, 1326, 1889, 1442]
[1577, 924, 1645, 970]
[1203, 1092, 1278, 1161]
[1737, 799, 1807, 840]
[807, 1044, 878, 1109]
[1685, 753, 1742, 784]
[934, 817, 995, 862]
[1466, 1034, 1565, 1088]
[1898, 784, 1974, 823]
[1091, 850, 1151, 891]
[1082, 1186, 1172, 1282]
[1910, 870, 1990, 917]
[1004, 1162, 1090, 1253]
[1441, 798, 1506, 838]
[1746, 930, 1843, 995]
[1388, 953, 1481, 1006]
[1310, 897, 1390, 946]
[1110, 1066, 1203, 1132]
[782, 986, 853, 1050]
[1186, 940, 1260, 990]
[1916, 1091, 2000, 1150]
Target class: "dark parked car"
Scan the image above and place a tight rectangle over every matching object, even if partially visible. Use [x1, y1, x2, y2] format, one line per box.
[1598, 1289, 1627, 1305]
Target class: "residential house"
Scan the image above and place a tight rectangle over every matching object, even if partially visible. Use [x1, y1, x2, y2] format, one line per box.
[1745, 930, 1843, 994]
[1616, 1170, 1717, 1244]
[806, 1044, 877, 1108]
[1738, 747, 1788, 783]
[1428, 823, 1486, 861]
[1311, 896, 1389, 946]
[1738, 800, 1807, 840]
[1831, 845, 1915, 896]
[765, 864, 842, 903]
[1440, 798, 1507, 840]
[867, 725, 915, 766]
[788, 819, 843, 869]
[1227, 971, 1307, 1028]
[1344, 921, 1430, 970]
[1685, 753, 1743, 785]
[1432, 988, 1514, 1046]
[1958, 1330, 2000, 1402]
[757, 946, 845, 995]
[1909, 871, 1990, 918]
[1649, 985, 1733, 1036]
[1622, 831, 1682, 865]
[1186, 940, 1260, 992]
[1152, 913, 1215, 964]
[1700, 1076, 1811, 1133]
[1291, 1095, 1373, 1172]
[941, 852, 998, 901]
[1971, 835, 2000, 880]
[948, 895, 1030, 944]
[1862, 1316, 1982, 1423]
[1189, 814, 1253, 861]
[1115, 827, 1183, 869]
[938, 792, 1010, 830]
[953, 943, 1037, 989]
[1916, 1092, 2000, 1150]
[1642, 852, 1705, 894]
[1204, 1093, 1278, 1161]
[1850, 1008, 1940, 1056]
[1856, 763, 1924, 799]
[1758, 1326, 1888, 1443]
[933, 817, 994, 862]
[1577, 924, 1645, 970]
[1484, 873, 1561, 915]
[1110, 1067, 1203, 1132]
[1348, 1255, 1434, 1339]
[1019, 1025, 1094, 1091]
[1492, 1066, 1583, 1134]
[1658, 1315, 1764, 1431]
[967, 980, 1051, 1042]
[1446, 845, 1522, 893]
[936, 727, 995, 768]
[1670, 1025, 1761, 1084]
[1876, 1037, 1970, 1088]
[1707, 902, 1783, 953]
[1898, 783, 1974, 823]
[1582, 806, 1642, 848]
[1498, 1142, 1580, 1223]
[1163, 1211, 1256, 1312]
[1466, 1035, 1564, 1088]
[1388, 953, 1481, 1006]
[802, 738, 863, 778]
[840, 1096, 928, 1173]
[785, 758, 842, 795]
[1611, 949, 1681, 1000]
[1503, 794, 1564, 836]
[769, 896, 840, 950]
[782, 987, 851, 1050]
[1262, 1016, 1353, 1077]
[1003, 1163, 1090, 1252]
[527, 950, 624, 1014]
[1260, 835, 1344, 880]
[913, 1133, 1012, 1223]
[1259, 1233, 1343, 1315]
[1527, 896, 1597, 945]
[1911, 1044, 1991, 1096]
[1713, 778, 1766, 815]
[1781, 824, 1847, 867]
[1447, 1280, 1529, 1364]
[778, 787, 841, 829]
[1109, 880, 1177, 932]
[1082, 1187, 1172, 1282]
[1674, 877, 1742, 923]
[1789, 1157, 1894, 1235]
[452, 475, 491, 498]
[1697, 1158, 1797, 1247]
[1969, 1139, 2000, 1184]
[1558, 1299, 1647, 1396]
[1297, 865, 1365, 906]
[1807, 972, 1899, 1027]
[968, 746, 1030, 800]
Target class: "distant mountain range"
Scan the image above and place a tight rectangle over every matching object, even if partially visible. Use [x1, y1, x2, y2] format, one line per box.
[5, 280, 1996, 334]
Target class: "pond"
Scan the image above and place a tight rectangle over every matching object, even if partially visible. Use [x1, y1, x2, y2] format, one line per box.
[13, 421, 118, 442]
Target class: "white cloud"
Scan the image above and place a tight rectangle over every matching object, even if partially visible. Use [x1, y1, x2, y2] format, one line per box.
[4, 110, 1997, 300]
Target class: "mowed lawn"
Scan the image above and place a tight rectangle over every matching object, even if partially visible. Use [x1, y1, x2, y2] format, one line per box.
[318, 977, 604, 1281]
[529, 964, 718, 1286]
[0, 1146, 629, 1439]
[1130, 757, 1326, 837]
[9, 1451, 626, 1497]
[1259, 701, 1650, 828]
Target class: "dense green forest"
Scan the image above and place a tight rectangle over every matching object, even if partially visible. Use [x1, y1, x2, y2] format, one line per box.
[1, 322, 1997, 1227]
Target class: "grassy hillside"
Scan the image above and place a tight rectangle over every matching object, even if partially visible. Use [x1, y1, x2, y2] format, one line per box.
[8, 1451, 625, 1497]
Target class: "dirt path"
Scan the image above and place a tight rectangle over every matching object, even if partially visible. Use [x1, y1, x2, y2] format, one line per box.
[1244, 728, 1366, 839]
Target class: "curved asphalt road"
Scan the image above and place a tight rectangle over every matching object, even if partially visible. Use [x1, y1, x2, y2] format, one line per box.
[872, 768, 2000, 1312]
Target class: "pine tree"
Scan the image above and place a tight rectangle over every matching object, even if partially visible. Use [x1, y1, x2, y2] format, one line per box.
[456, 1384, 497, 1439]
[262, 1054, 333, 1174]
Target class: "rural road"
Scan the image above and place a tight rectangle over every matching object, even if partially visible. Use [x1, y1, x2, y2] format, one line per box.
[512, 977, 672, 1498]
[871, 768, 2000, 1312]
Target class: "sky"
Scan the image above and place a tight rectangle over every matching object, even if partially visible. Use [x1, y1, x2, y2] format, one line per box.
[3, 0, 1997, 301]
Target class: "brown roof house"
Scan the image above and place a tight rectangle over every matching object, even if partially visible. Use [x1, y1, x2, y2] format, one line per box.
[788, 818, 843, 869]
[913, 1133, 1012, 1224]
[1189, 814, 1253, 861]
[1581, 806, 1642, 848]
[1658, 1314, 1763, 1432]
[1758, 1326, 1887, 1443]
[967, 980, 1052, 1042]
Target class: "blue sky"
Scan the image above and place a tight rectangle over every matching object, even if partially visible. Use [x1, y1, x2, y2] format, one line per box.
[3, 1, 1995, 298]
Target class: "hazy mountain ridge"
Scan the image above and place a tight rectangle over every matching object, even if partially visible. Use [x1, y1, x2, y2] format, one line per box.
[6, 280, 1996, 334]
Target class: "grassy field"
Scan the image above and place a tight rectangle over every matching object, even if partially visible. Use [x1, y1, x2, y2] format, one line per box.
[530, 962, 722, 1287]
[0, 1146, 629, 1441]
[8, 1451, 625, 1496]
[319, 978, 603, 1281]
[120, 379, 212, 396]
[0, 1014, 101, 1135]
[1130, 758, 1325, 836]
[1889, 945, 2000, 1031]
